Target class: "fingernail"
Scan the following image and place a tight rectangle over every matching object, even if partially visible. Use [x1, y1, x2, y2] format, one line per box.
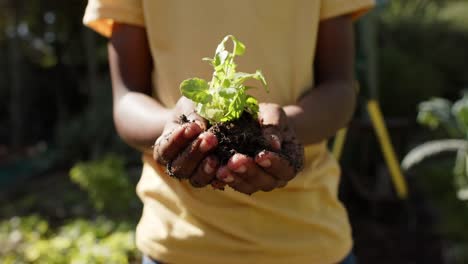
[199, 133, 217, 152]
[217, 169, 235, 183]
[184, 126, 194, 138]
[234, 165, 246, 174]
[204, 162, 214, 174]
[259, 159, 271, 168]
[223, 174, 234, 183]
[199, 139, 210, 152]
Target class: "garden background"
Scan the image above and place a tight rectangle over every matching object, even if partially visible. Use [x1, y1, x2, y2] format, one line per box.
[1, 0, 468, 263]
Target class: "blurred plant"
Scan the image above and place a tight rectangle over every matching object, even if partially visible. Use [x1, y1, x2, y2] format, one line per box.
[0, 153, 142, 263]
[402, 91, 468, 200]
[69, 153, 138, 214]
[0, 215, 138, 264]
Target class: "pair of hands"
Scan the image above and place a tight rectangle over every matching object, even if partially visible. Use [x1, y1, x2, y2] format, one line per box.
[153, 97, 304, 195]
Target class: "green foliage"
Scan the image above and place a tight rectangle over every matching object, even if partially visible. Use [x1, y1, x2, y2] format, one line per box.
[417, 98, 464, 138]
[417, 92, 468, 138]
[69, 154, 136, 214]
[0, 153, 141, 263]
[0, 215, 137, 264]
[403, 93, 468, 201]
[180, 35, 267, 123]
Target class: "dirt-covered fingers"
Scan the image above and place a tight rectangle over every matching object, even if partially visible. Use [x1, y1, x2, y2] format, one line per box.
[216, 166, 257, 195]
[261, 125, 282, 151]
[225, 154, 278, 193]
[255, 150, 296, 182]
[189, 156, 219, 188]
[153, 122, 203, 164]
[168, 132, 218, 179]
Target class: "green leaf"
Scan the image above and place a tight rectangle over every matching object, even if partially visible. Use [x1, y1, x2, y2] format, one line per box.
[198, 104, 224, 123]
[255, 70, 268, 88]
[233, 71, 268, 91]
[180, 78, 212, 104]
[181, 35, 268, 124]
[245, 95, 259, 117]
[223, 92, 246, 121]
[229, 35, 246, 56]
[215, 36, 229, 54]
[216, 50, 229, 65]
[219, 87, 238, 97]
[417, 97, 462, 137]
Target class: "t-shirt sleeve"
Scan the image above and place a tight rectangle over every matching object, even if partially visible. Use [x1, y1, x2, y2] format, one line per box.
[320, 0, 375, 21]
[83, 0, 144, 38]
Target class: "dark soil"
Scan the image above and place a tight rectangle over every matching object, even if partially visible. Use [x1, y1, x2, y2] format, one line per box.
[178, 112, 300, 168]
[207, 112, 272, 165]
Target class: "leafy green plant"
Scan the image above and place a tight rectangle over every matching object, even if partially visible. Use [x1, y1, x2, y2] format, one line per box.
[180, 35, 267, 123]
[0, 215, 138, 264]
[402, 91, 468, 200]
[69, 153, 137, 214]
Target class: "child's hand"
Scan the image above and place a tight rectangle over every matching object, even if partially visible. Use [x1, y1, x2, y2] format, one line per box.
[216, 103, 305, 194]
[153, 97, 220, 188]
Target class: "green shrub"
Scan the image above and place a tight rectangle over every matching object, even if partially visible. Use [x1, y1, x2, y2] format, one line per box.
[403, 92, 468, 200]
[0, 215, 138, 264]
[69, 153, 137, 214]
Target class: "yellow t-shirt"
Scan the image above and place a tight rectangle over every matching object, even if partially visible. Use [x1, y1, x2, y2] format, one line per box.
[84, 1, 374, 263]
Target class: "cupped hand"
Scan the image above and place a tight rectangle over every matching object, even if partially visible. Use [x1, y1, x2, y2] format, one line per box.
[216, 103, 304, 195]
[153, 97, 220, 188]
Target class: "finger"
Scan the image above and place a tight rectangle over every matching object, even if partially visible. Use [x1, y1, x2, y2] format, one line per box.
[228, 176, 257, 195]
[190, 156, 219, 188]
[173, 97, 208, 129]
[227, 154, 277, 192]
[217, 166, 257, 195]
[262, 126, 282, 151]
[185, 112, 208, 131]
[255, 150, 295, 182]
[169, 132, 218, 179]
[258, 103, 287, 130]
[154, 122, 202, 164]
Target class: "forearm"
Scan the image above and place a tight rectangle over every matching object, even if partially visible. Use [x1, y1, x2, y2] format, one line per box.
[113, 91, 172, 154]
[108, 23, 172, 154]
[283, 79, 356, 145]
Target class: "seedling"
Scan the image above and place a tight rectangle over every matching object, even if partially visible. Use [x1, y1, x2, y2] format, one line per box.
[180, 35, 268, 124]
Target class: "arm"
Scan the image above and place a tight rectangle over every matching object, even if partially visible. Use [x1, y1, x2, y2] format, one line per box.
[108, 23, 172, 154]
[110, 24, 220, 186]
[284, 15, 356, 145]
